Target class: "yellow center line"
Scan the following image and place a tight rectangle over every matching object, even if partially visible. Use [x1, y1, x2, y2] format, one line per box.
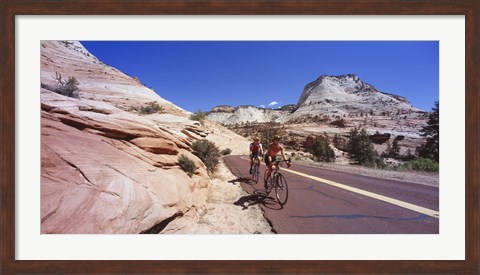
[238, 156, 439, 219]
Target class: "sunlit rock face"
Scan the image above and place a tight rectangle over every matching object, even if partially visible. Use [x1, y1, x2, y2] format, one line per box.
[293, 74, 420, 118]
[207, 105, 291, 126]
[41, 41, 249, 233]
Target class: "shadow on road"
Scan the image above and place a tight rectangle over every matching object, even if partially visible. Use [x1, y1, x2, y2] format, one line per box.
[233, 194, 264, 210]
[234, 192, 284, 210]
[228, 176, 255, 185]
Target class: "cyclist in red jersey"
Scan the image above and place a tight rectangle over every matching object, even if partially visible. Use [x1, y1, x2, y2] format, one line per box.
[249, 137, 263, 174]
[264, 135, 290, 189]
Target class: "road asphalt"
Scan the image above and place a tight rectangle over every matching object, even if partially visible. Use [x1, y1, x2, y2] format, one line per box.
[224, 155, 439, 234]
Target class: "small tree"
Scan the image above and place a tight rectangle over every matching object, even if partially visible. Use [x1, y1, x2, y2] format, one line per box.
[192, 139, 221, 174]
[383, 141, 392, 157]
[333, 134, 340, 147]
[347, 128, 377, 166]
[52, 72, 80, 98]
[416, 101, 439, 161]
[389, 139, 401, 159]
[310, 136, 335, 162]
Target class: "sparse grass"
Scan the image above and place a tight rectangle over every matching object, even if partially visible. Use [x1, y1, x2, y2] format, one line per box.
[190, 111, 207, 125]
[51, 72, 80, 98]
[178, 154, 197, 177]
[139, 101, 164, 115]
[387, 157, 438, 172]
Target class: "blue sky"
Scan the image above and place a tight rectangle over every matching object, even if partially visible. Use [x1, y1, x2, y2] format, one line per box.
[81, 41, 438, 112]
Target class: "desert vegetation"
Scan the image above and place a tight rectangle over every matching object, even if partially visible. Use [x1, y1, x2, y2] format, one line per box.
[192, 139, 221, 174]
[190, 111, 207, 125]
[178, 154, 197, 177]
[50, 72, 80, 98]
[138, 101, 164, 114]
[416, 101, 439, 162]
[346, 128, 384, 168]
[307, 135, 335, 162]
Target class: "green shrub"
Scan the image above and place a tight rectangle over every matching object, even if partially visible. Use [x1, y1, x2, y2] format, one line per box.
[310, 136, 335, 162]
[221, 148, 232, 155]
[347, 128, 377, 166]
[178, 154, 197, 177]
[416, 101, 439, 162]
[190, 111, 207, 124]
[409, 157, 439, 172]
[400, 149, 416, 161]
[374, 157, 387, 169]
[139, 101, 164, 114]
[392, 164, 410, 172]
[192, 139, 221, 174]
[52, 72, 80, 98]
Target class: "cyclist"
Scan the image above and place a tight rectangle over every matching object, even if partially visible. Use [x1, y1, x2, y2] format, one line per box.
[264, 135, 290, 189]
[249, 137, 263, 174]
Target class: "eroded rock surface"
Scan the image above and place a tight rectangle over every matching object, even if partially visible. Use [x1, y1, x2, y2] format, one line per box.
[41, 41, 249, 233]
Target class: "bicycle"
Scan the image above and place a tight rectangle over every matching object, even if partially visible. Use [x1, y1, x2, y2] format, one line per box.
[251, 156, 261, 184]
[263, 158, 290, 206]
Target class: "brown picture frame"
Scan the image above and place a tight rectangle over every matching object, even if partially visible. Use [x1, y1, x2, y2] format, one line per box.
[1, 0, 479, 274]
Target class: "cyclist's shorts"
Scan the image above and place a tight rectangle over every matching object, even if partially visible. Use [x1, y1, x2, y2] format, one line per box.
[251, 152, 260, 157]
[264, 155, 277, 166]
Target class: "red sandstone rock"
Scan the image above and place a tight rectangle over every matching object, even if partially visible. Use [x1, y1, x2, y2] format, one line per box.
[40, 41, 249, 234]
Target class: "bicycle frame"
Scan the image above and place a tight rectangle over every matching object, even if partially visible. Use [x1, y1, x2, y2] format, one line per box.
[264, 158, 290, 205]
[251, 157, 260, 183]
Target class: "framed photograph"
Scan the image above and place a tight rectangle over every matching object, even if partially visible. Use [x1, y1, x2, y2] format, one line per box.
[1, 0, 478, 274]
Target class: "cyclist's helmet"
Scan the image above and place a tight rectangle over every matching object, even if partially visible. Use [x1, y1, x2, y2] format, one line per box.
[253, 137, 260, 141]
[272, 135, 281, 141]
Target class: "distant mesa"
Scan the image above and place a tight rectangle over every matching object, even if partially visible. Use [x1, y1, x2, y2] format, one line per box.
[211, 105, 235, 113]
[277, 104, 298, 113]
[293, 74, 421, 119]
[206, 74, 424, 126]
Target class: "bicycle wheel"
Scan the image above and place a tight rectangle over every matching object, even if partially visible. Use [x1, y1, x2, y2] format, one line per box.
[264, 170, 273, 195]
[275, 173, 289, 205]
[253, 160, 260, 184]
[252, 160, 259, 183]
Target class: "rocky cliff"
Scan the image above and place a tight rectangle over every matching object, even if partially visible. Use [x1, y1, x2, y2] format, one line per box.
[207, 74, 424, 127]
[206, 105, 291, 126]
[291, 74, 421, 119]
[41, 41, 249, 234]
[205, 74, 429, 156]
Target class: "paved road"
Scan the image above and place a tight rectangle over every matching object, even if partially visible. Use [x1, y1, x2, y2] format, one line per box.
[224, 155, 439, 234]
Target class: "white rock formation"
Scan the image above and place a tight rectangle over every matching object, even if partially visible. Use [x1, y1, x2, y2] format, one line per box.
[206, 105, 292, 125]
[41, 41, 249, 234]
[291, 74, 422, 119]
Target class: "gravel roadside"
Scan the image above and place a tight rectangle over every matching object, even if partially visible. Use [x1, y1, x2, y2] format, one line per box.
[161, 159, 274, 234]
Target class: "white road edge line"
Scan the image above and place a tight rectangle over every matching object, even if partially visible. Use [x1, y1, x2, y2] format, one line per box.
[239, 156, 439, 219]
